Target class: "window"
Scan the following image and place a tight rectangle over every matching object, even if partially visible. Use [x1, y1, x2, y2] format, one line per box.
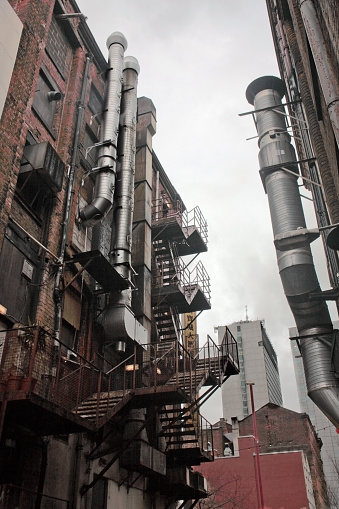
[60, 289, 82, 358]
[0, 231, 40, 325]
[89, 84, 104, 117]
[32, 69, 62, 133]
[91, 476, 108, 509]
[45, 15, 71, 79]
[81, 126, 99, 169]
[17, 137, 54, 218]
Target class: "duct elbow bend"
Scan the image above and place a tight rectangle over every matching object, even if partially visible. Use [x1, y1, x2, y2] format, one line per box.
[79, 197, 112, 227]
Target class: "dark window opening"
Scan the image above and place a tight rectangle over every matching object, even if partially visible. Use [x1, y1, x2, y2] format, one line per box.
[91, 476, 108, 509]
[89, 83, 104, 118]
[307, 39, 323, 121]
[16, 169, 52, 218]
[81, 126, 99, 169]
[17, 138, 53, 219]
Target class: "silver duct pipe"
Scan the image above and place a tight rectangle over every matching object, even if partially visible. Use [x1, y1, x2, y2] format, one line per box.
[110, 56, 140, 306]
[299, 0, 339, 149]
[79, 32, 127, 226]
[246, 76, 339, 427]
[102, 55, 147, 352]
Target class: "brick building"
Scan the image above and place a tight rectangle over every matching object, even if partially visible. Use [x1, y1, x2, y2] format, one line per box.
[0, 1, 239, 508]
[197, 404, 328, 509]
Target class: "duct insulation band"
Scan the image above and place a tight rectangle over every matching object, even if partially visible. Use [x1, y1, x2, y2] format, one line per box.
[79, 32, 127, 226]
[246, 76, 339, 428]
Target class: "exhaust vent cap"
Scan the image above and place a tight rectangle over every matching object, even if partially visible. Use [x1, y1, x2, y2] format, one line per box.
[106, 31, 127, 50]
[246, 76, 285, 105]
[124, 56, 140, 74]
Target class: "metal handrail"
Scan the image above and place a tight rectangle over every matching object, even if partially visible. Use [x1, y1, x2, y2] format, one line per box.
[151, 201, 208, 245]
[155, 256, 211, 305]
[0, 326, 238, 431]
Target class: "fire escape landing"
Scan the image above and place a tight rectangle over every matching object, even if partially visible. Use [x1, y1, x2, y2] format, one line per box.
[0, 326, 238, 458]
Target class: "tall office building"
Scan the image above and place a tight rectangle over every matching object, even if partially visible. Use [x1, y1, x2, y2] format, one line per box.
[290, 326, 339, 506]
[216, 320, 283, 422]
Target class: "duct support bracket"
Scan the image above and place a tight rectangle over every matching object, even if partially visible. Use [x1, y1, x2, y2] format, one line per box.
[274, 227, 320, 251]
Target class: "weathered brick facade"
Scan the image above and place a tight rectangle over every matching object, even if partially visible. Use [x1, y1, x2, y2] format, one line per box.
[0, 2, 223, 508]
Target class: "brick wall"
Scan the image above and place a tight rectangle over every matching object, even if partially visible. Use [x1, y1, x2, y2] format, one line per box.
[197, 435, 313, 509]
[0, 0, 106, 331]
[239, 404, 328, 508]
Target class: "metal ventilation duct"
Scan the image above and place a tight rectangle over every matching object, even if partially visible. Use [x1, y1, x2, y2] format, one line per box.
[101, 55, 147, 351]
[246, 76, 339, 427]
[79, 32, 127, 226]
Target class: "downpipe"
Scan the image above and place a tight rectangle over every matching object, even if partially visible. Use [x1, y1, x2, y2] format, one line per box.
[54, 54, 92, 343]
[246, 76, 339, 427]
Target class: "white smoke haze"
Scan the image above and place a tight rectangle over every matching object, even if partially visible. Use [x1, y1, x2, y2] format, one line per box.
[77, 0, 337, 423]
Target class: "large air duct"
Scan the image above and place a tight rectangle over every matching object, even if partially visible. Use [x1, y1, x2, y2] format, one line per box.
[79, 32, 127, 226]
[246, 76, 339, 427]
[101, 55, 147, 352]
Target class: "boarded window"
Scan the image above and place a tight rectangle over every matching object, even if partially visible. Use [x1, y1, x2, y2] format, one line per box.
[32, 70, 61, 133]
[0, 232, 40, 325]
[45, 16, 71, 79]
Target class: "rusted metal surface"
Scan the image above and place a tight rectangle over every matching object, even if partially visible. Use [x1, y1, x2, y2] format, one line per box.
[0, 325, 238, 450]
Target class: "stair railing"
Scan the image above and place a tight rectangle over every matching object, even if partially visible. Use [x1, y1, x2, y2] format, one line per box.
[151, 201, 208, 246]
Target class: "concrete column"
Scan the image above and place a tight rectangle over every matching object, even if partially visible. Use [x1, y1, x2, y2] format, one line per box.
[131, 97, 156, 337]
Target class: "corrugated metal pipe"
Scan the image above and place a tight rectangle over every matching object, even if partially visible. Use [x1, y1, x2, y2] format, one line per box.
[110, 56, 140, 305]
[101, 55, 147, 352]
[79, 32, 127, 226]
[246, 76, 339, 427]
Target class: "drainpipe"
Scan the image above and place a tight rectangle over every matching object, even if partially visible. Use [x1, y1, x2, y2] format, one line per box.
[299, 0, 339, 149]
[101, 55, 147, 352]
[246, 76, 339, 427]
[79, 32, 127, 226]
[54, 54, 92, 341]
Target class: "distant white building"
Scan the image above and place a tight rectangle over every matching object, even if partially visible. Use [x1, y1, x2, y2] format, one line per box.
[216, 319, 283, 422]
[290, 325, 339, 507]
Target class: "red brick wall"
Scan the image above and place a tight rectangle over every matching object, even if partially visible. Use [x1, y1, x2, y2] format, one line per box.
[0, 0, 106, 331]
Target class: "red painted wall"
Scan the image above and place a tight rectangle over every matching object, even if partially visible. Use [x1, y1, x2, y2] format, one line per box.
[197, 436, 311, 509]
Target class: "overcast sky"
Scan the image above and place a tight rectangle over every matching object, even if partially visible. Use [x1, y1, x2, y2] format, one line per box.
[76, 0, 337, 423]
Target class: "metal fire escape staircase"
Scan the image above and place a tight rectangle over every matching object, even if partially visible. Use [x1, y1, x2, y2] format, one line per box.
[0, 326, 238, 461]
[152, 204, 211, 348]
